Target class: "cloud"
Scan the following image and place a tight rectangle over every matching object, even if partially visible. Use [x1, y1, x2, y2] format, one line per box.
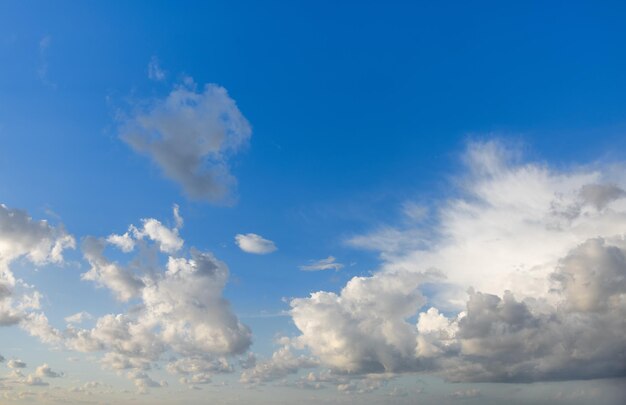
[167, 356, 233, 386]
[64, 311, 93, 325]
[0, 204, 74, 327]
[240, 345, 318, 385]
[119, 79, 252, 203]
[299, 256, 344, 271]
[8, 359, 26, 369]
[82, 205, 184, 301]
[288, 140, 626, 383]
[147, 56, 166, 81]
[66, 207, 251, 391]
[35, 363, 62, 378]
[81, 236, 145, 302]
[235, 233, 277, 254]
[37, 35, 55, 88]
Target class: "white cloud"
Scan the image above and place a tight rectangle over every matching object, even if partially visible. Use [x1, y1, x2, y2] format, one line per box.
[240, 345, 318, 384]
[64, 311, 93, 325]
[35, 363, 62, 378]
[299, 256, 344, 271]
[147, 56, 166, 81]
[235, 233, 277, 254]
[132, 217, 183, 254]
[289, 140, 626, 382]
[81, 236, 145, 302]
[119, 79, 252, 203]
[167, 356, 232, 386]
[67, 209, 251, 391]
[0, 204, 74, 328]
[8, 359, 26, 369]
[105, 232, 135, 252]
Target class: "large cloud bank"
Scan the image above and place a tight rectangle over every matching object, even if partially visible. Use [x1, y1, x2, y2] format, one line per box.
[289, 141, 626, 383]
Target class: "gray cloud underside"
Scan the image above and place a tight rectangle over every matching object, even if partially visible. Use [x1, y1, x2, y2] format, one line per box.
[119, 80, 251, 203]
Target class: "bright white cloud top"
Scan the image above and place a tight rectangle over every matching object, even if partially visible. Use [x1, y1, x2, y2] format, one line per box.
[235, 233, 277, 254]
[289, 141, 626, 382]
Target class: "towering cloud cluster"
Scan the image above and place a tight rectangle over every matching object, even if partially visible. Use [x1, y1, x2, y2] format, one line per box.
[289, 141, 626, 383]
[119, 78, 252, 203]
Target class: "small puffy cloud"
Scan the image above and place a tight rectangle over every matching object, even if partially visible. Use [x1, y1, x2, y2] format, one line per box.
[35, 363, 62, 378]
[105, 232, 135, 253]
[64, 311, 93, 325]
[235, 233, 277, 254]
[299, 256, 344, 271]
[119, 79, 252, 203]
[23, 374, 48, 386]
[147, 56, 166, 81]
[8, 359, 26, 369]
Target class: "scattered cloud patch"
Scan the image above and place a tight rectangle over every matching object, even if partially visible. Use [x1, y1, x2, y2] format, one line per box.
[65, 208, 252, 391]
[234, 233, 277, 254]
[8, 359, 26, 369]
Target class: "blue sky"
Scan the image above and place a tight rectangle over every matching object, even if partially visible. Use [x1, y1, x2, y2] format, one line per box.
[1, 1, 626, 403]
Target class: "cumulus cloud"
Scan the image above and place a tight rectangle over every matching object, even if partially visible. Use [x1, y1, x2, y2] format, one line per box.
[119, 79, 252, 203]
[288, 140, 626, 383]
[0, 204, 74, 328]
[299, 256, 344, 271]
[35, 363, 62, 378]
[82, 205, 184, 301]
[68, 207, 251, 391]
[235, 233, 277, 254]
[7, 359, 26, 369]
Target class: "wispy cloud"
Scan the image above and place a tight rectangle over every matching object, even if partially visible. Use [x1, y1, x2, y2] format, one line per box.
[299, 256, 344, 271]
[37, 35, 55, 89]
[147, 56, 166, 81]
